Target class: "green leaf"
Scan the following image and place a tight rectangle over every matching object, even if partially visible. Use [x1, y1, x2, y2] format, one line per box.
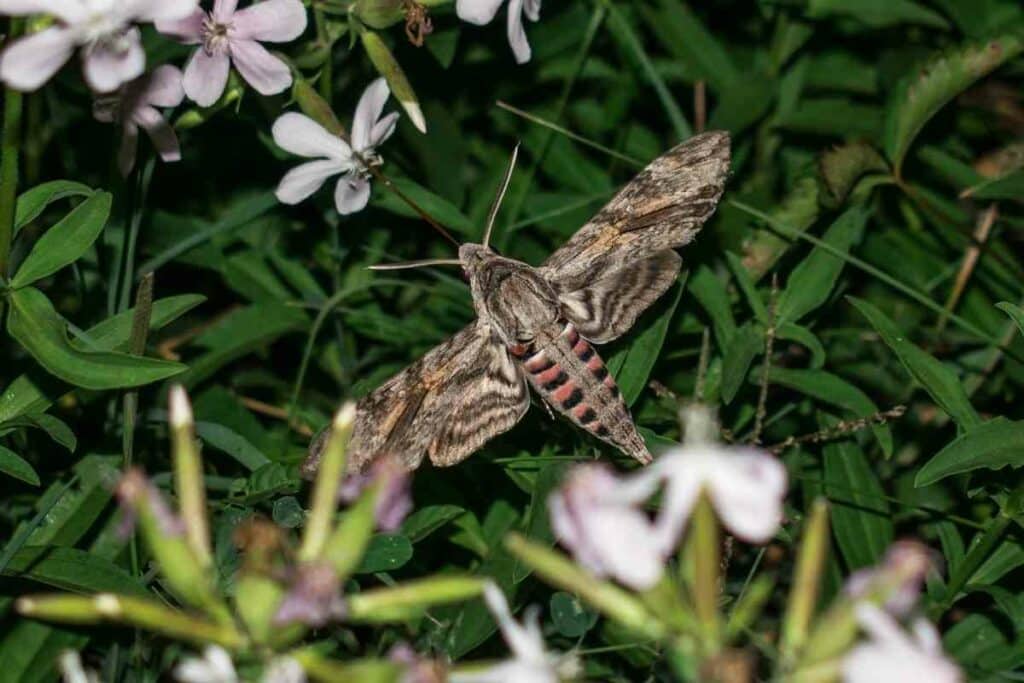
[996, 302, 1024, 338]
[884, 36, 1024, 175]
[824, 437, 893, 569]
[550, 591, 598, 637]
[721, 323, 762, 404]
[400, 504, 465, 543]
[0, 445, 39, 485]
[7, 287, 186, 390]
[689, 265, 736, 348]
[848, 296, 981, 430]
[356, 534, 414, 573]
[606, 280, 684, 406]
[777, 206, 867, 324]
[359, 30, 426, 133]
[763, 367, 892, 457]
[808, 0, 948, 28]
[915, 418, 1024, 486]
[14, 180, 93, 234]
[0, 413, 76, 452]
[776, 323, 826, 369]
[195, 421, 271, 471]
[372, 176, 476, 236]
[819, 142, 889, 207]
[639, 0, 742, 91]
[2, 545, 148, 595]
[10, 191, 111, 288]
[963, 169, 1024, 201]
[514, 462, 569, 583]
[0, 295, 204, 423]
[0, 622, 87, 683]
[725, 252, 768, 322]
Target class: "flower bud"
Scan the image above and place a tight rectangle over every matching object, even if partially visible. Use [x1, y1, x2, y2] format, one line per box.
[355, 0, 405, 29]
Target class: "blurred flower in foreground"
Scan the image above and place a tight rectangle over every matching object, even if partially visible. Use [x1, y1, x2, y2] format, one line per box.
[114, 463, 185, 538]
[273, 77, 399, 214]
[272, 562, 346, 627]
[157, 0, 307, 107]
[388, 642, 446, 683]
[549, 463, 666, 590]
[93, 65, 185, 176]
[0, 0, 197, 92]
[339, 454, 412, 532]
[58, 650, 98, 683]
[456, 0, 540, 64]
[450, 582, 578, 683]
[175, 646, 238, 683]
[844, 541, 933, 616]
[841, 604, 961, 683]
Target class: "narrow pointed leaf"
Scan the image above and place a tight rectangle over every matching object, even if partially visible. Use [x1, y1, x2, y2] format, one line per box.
[11, 192, 111, 288]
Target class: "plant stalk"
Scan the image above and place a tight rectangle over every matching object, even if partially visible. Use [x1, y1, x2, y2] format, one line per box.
[0, 19, 24, 280]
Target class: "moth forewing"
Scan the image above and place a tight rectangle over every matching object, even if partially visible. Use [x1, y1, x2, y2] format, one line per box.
[305, 131, 731, 475]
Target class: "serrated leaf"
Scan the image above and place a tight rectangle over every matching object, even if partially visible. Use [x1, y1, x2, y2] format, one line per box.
[14, 180, 93, 234]
[0, 445, 39, 485]
[915, 418, 1024, 486]
[848, 296, 981, 431]
[884, 36, 1024, 175]
[11, 191, 111, 288]
[7, 287, 187, 390]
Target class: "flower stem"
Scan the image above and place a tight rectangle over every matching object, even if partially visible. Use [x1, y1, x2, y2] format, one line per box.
[690, 492, 721, 653]
[0, 19, 24, 280]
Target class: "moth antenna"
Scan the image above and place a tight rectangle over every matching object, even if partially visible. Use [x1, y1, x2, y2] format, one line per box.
[368, 258, 463, 271]
[482, 142, 520, 250]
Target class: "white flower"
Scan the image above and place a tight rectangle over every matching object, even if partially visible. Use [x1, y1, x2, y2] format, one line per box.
[0, 0, 198, 92]
[58, 650, 99, 683]
[175, 646, 238, 683]
[549, 463, 666, 590]
[262, 658, 306, 683]
[93, 65, 185, 176]
[157, 0, 307, 107]
[842, 604, 962, 683]
[456, 0, 540, 64]
[449, 583, 578, 683]
[844, 541, 932, 617]
[272, 77, 399, 215]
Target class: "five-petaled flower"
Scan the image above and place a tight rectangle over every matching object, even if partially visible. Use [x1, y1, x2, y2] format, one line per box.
[456, 0, 540, 64]
[842, 604, 962, 683]
[93, 65, 185, 177]
[449, 582, 578, 683]
[272, 77, 399, 215]
[157, 0, 307, 107]
[0, 0, 198, 92]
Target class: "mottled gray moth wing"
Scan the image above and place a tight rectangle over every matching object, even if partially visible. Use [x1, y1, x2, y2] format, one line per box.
[303, 321, 529, 475]
[540, 131, 730, 342]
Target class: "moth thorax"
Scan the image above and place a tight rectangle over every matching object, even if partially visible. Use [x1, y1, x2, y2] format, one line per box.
[485, 271, 560, 344]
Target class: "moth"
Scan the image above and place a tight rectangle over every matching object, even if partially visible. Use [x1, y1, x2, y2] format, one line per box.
[303, 130, 731, 475]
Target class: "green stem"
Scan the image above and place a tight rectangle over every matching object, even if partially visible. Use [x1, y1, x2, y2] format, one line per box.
[314, 8, 333, 102]
[0, 19, 24, 280]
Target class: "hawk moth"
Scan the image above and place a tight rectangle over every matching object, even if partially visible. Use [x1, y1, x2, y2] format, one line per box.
[303, 130, 731, 475]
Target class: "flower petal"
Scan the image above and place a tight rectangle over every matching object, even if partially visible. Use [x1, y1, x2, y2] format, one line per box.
[650, 456, 703, 554]
[369, 111, 399, 149]
[182, 48, 229, 107]
[230, 38, 292, 96]
[0, 26, 75, 92]
[232, 0, 307, 42]
[506, 0, 532, 64]
[132, 0, 200, 22]
[212, 0, 239, 22]
[118, 122, 139, 177]
[275, 159, 345, 205]
[351, 77, 390, 152]
[333, 174, 371, 215]
[133, 105, 181, 163]
[0, 0, 89, 21]
[456, 0, 504, 25]
[587, 508, 665, 589]
[707, 449, 786, 543]
[523, 0, 540, 21]
[82, 28, 145, 93]
[141, 64, 185, 107]
[154, 7, 205, 43]
[272, 112, 350, 160]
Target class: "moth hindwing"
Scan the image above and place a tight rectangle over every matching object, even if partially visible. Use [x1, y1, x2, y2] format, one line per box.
[303, 130, 731, 475]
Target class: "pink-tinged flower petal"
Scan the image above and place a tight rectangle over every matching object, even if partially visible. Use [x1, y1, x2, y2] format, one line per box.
[369, 111, 399, 148]
[841, 605, 962, 683]
[154, 7, 205, 43]
[706, 449, 786, 543]
[351, 77, 390, 151]
[132, 0, 200, 22]
[212, 0, 239, 22]
[182, 48, 229, 107]
[276, 158, 346, 204]
[650, 457, 703, 554]
[0, 0, 87, 22]
[523, 0, 540, 22]
[141, 64, 184, 107]
[230, 38, 292, 96]
[272, 112, 350, 160]
[82, 28, 145, 93]
[334, 174, 371, 214]
[506, 0, 532, 64]
[133, 105, 181, 163]
[456, 0, 504, 25]
[0, 26, 75, 92]
[232, 0, 307, 42]
[118, 125, 138, 177]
